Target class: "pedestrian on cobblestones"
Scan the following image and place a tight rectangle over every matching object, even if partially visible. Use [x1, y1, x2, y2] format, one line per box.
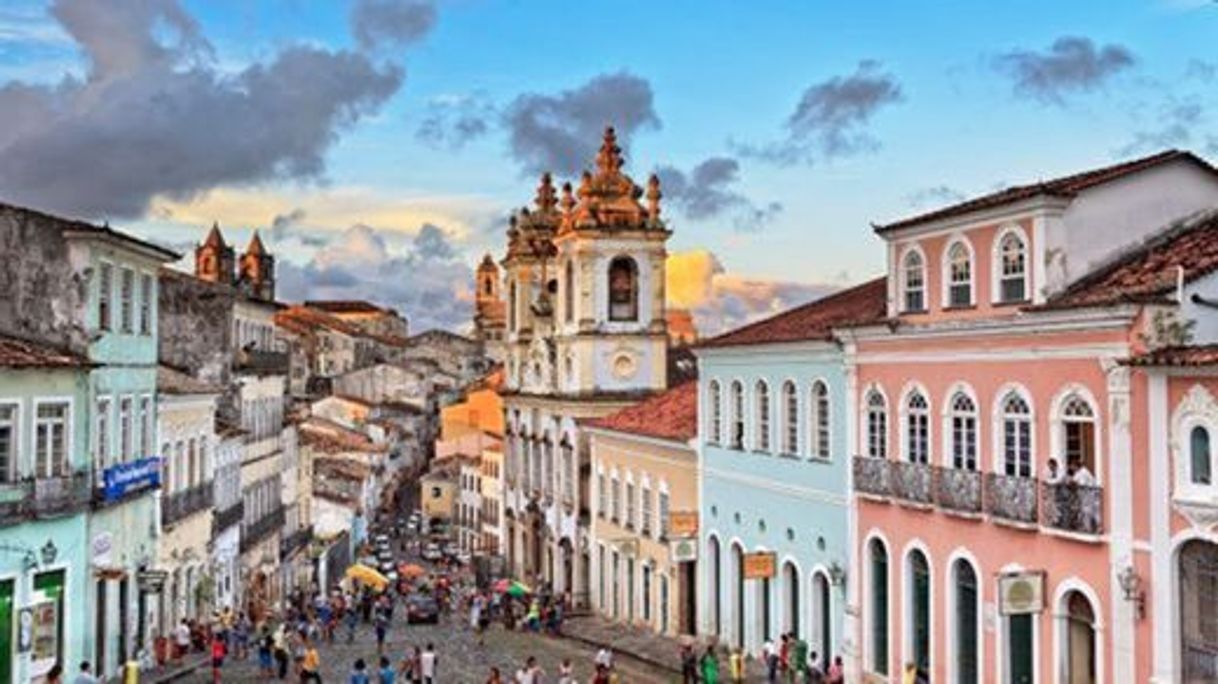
[300, 640, 322, 683]
[349, 658, 369, 684]
[346, 605, 359, 643]
[258, 627, 274, 676]
[700, 646, 721, 684]
[377, 656, 395, 684]
[420, 643, 437, 684]
[274, 624, 291, 680]
[486, 666, 503, 684]
[375, 609, 390, 655]
[557, 657, 574, 684]
[399, 645, 422, 683]
[680, 644, 697, 683]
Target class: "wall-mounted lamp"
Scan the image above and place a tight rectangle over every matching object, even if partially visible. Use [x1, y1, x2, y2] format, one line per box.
[828, 561, 846, 587]
[1117, 565, 1145, 620]
[40, 539, 57, 566]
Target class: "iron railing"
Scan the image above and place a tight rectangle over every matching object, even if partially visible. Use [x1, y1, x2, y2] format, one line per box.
[162, 482, 214, 526]
[233, 349, 290, 374]
[280, 525, 314, 558]
[32, 471, 92, 518]
[934, 466, 983, 514]
[240, 506, 285, 552]
[852, 456, 891, 497]
[0, 481, 31, 525]
[984, 473, 1039, 525]
[213, 500, 245, 533]
[891, 461, 934, 505]
[1040, 482, 1104, 535]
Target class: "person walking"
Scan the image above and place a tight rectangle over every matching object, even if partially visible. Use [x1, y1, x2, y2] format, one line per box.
[790, 635, 808, 683]
[762, 637, 780, 683]
[377, 656, 396, 684]
[485, 666, 503, 684]
[72, 661, 98, 684]
[728, 648, 745, 683]
[825, 655, 844, 684]
[375, 608, 390, 656]
[399, 646, 422, 684]
[274, 624, 291, 680]
[299, 640, 322, 683]
[210, 632, 227, 683]
[557, 657, 574, 684]
[350, 659, 370, 684]
[700, 646, 721, 684]
[419, 643, 437, 684]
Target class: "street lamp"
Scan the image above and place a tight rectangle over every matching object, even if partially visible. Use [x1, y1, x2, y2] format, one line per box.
[827, 561, 846, 587]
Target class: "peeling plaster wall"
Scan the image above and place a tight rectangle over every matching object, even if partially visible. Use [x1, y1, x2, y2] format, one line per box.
[0, 205, 91, 352]
[158, 271, 235, 386]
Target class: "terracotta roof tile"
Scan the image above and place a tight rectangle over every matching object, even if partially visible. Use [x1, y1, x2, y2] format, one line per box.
[587, 381, 698, 443]
[298, 417, 387, 453]
[698, 276, 888, 348]
[304, 300, 388, 314]
[876, 150, 1216, 232]
[1125, 344, 1218, 367]
[0, 334, 89, 369]
[1039, 210, 1218, 310]
[157, 365, 222, 394]
[274, 306, 362, 337]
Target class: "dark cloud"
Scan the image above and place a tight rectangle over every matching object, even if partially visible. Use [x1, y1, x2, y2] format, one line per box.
[994, 36, 1135, 104]
[277, 223, 473, 332]
[654, 157, 783, 232]
[0, 0, 404, 220]
[738, 61, 902, 165]
[1119, 100, 1204, 155]
[503, 72, 660, 177]
[269, 208, 307, 242]
[906, 185, 966, 208]
[415, 93, 495, 150]
[350, 0, 436, 51]
[1186, 59, 1216, 83]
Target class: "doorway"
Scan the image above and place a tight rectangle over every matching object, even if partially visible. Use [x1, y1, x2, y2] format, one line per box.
[0, 579, 13, 684]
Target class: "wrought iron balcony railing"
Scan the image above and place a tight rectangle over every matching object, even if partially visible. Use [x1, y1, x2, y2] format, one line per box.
[162, 482, 214, 527]
[280, 524, 314, 558]
[934, 466, 983, 514]
[0, 481, 31, 525]
[1040, 482, 1104, 535]
[984, 473, 1039, 525]
[853, 456, 891, 497]
[891, 461, 934, 505]
[213, 500, 245, 533]
[240, 506, 286, 552]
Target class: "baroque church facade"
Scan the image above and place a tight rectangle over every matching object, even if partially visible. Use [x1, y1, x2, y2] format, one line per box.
[500, 128, 672, 604]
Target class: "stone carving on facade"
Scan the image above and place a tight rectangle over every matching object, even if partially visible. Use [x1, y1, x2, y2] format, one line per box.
[1171, 384, 1218, 529]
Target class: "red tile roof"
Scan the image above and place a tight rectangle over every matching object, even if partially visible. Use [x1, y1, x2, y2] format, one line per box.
[0, 334, 89, 369]
[304, 300, 389, 314]
[586, 381, 698, 443]
[875, 150, 1216, 233]
[275, 305, 363, 337]
[1125, 345, 1218, 367]
[298, 417, 387, 453]
[698, 276, 888, 348]
[1039, 210, 1218, 310]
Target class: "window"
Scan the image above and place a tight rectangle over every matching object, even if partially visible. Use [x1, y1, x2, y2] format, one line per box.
[903, 250, 925, 312]
[98, 262, 113, 330]
[509, 281, 517, 332]
[95, 397, 111, 468]
[0, 404, 16, 483]
[625, 481, 636, 528]
[564, 260, 575, 323]
[641, 485, 652, 535]
[1062, 395, 1096, 475]
[730, 382, 745, 450]
[119, 397, 132, 460]
[998, 232, 1027, 303]
[954, 560, 979, 684]
[755, 381, 771, 452]
[708, 381, 722, 445]
[139, 273, 153, 335]
[35, 402, 68, 477]
[811, 381, 830, 459]
[950, 392, 977, 470]
[658, 490, 670, 539]
[906, 391, 929, 464]
[947, 241, 972, 307]
[908, 550, 931, 671]
[598, 473, 607, 518]
[782, 381, 799, 455]
[869, 539, 889, 675]
[561, 445, 573, 502]
[608, 257, 639, 321]
[138, 396, 151, 458]
[1001, 393, 1032, 478]
[866, 391, 888, 459]
[162, 443, 172, 495]
[120, 268, 135, 333]
[1191, 426, 1212, 485]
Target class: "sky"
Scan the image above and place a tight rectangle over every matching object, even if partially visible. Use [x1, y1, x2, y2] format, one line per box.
[1, 0, 1215, 333]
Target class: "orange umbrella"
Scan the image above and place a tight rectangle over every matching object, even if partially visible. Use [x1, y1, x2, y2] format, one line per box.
[399, 563, 426, 578]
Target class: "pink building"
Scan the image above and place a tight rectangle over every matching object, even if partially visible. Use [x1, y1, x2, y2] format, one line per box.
[846, 151, 1218, 684]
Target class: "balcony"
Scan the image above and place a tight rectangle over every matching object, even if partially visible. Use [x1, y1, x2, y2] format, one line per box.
[213, 500, 244, 533]
[0, 481, 31, 525]
[280, 525, 314, 558]
[891, 461, 934, 505]
[162, 482, 214, 527]
[240, 506, 285, 552]
[853, 456, 891, 498]
[234, 349, 290, 375]
[934, 466, 982, 515]
[984, 473, 1038, 526]
[1041, 482, 1104, 535]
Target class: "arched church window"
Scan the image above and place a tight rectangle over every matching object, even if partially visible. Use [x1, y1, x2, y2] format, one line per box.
[608, 257, 639, 321]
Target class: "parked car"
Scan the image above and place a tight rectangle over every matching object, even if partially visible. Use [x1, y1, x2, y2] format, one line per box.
[405, 594, 440, 624]
[422, 543, 443, 562]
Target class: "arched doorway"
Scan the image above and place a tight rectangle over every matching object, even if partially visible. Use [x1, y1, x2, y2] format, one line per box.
[1180, 539, 1218, 683]
[708, 536, 722, 637]
[782, 561, 800, 637]
[730, 543, 745, 648]
[1061, 590, 1096, 684]
[952, 559, 979, 684]
[906, 549, 931, 673]
[811, 571, 832, 668]
[868, 539, 890, 677]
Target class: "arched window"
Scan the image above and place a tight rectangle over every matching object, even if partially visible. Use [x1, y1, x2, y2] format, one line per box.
[903, 250, 926, 312]
[953, 560, 979, 684]
[998, 232, 1027, 303]
[1191, 426, 1212, 485]
[1001, 393, 1033, 478]
[608, 257, 639, 321]
[509, 281, 518, 332]
[755, 381, 771, 452]
[564, 260, 575, 323]
[908, 550, 931, 672]
[782, 381, 799, 455]
[906, 390, 929, 464]
[783, 561, 800, 637]
[946, 241, 973, 307]
[708, 535, 722, 637]
[869, 539, 890, 676]
[1061, 395, 1097, 477]
[950, 392, 978, 471]
[1062, 590, 1097, 684]
[708, 381, 723, 445]
[730, 381, 745, 450]
[811, 381, 831, 459]
[866, 390, 888, 459]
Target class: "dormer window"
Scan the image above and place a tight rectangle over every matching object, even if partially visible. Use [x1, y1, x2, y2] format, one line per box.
[902, 250, 925, 312]
[998, 232, 1027, 303]
[608, 257, 638, 321]
[946, 241, 973, 308]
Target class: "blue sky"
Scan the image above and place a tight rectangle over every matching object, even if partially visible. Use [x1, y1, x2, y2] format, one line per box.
[0, 0, 1215, 330]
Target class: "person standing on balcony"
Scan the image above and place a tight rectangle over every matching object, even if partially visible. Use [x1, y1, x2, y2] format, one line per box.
[1043, 458, 1063, 484]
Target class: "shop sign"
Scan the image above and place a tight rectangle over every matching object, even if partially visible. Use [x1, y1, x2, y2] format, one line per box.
[669, 538, 698, 562]
[998, 571, 1045, 615]
[91, 532, 113, 566]
[101, 456, 161, 502]
[668, 511, 699, 537]
[743, 551, 776, 580]
[137, 569, 169, 593]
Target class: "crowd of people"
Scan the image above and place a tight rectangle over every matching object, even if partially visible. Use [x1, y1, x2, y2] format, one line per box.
[677, 633, 846, 684]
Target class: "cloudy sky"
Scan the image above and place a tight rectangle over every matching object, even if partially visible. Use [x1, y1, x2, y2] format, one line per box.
[1, 0, 1215, 333]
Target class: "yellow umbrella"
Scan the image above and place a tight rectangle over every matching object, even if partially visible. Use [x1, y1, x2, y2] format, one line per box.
[345, 563, 389, 589]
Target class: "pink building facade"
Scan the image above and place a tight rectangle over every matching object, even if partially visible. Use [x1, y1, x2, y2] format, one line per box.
[845, 151, 1218, 684]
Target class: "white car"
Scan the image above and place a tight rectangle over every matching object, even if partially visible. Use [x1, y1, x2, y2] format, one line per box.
[422, 544, 443, 562]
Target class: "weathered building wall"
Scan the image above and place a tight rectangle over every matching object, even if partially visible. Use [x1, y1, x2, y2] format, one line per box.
[158, 269, 235, 385]
[0, 205, 92, 352]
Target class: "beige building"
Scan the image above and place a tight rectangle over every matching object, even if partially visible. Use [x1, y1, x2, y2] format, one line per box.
[420, 466, 458, 524]
[155, 366, 220, 637]
[480, 445, 504, 555]
[586, 382, 699, 636]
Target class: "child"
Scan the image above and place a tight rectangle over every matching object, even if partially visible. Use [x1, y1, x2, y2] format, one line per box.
[351, 658, 370, 684]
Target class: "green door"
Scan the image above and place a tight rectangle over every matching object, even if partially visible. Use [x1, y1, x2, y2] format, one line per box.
[1008, 614, 1034, 684]
[0, 579, 13, 684]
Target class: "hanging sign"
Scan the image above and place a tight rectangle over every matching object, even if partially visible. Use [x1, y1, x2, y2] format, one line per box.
[998, 571, 1045, 615]
[743, 551, 776, 580]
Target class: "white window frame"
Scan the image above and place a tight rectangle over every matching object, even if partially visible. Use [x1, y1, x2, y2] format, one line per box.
[755, 380, 771, 453]
[992, 385, 1035, 479]
[901, 245, 927, 313]
[944, 385, 979, 471]
[33, 398, 72, 478]
[781, 380, 799, 456]
[992, 225, 1030, 304]
[98, 261, 113, 331]
[1171, 384, 1218, 503]
[119, 267, 135, 333]
[95, 395, 112, 469]
[0, 401, 19, 483]
[901, 385, 930, 465]
[810, 380, 831, 460]
[942, 237, 975, 309]
[707, 380, 722, 446]
[119, 396, 133, 461]
[1050, 386, 1101, 481]
[864, 387, 889, 460]
[729, 380, 745, 450]
[139, 272, 154, 335]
